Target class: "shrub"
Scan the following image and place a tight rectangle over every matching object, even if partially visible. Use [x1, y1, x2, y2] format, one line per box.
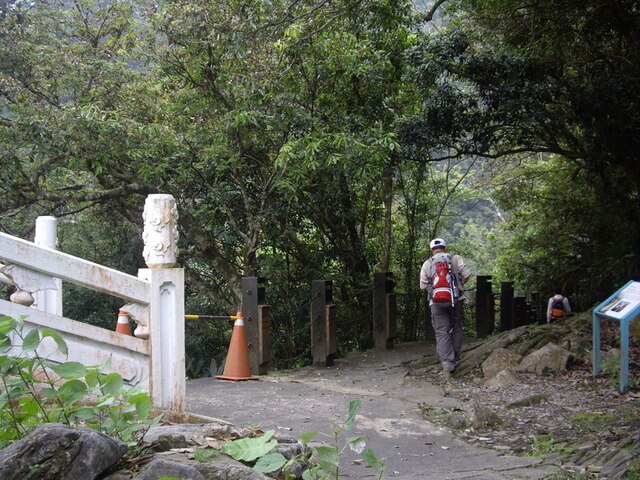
[0, 315, 160, 449]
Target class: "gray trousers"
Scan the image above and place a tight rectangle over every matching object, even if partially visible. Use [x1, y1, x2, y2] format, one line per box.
[430, 302, 464, 363]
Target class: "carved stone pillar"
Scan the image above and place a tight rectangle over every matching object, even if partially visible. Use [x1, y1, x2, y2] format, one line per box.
[138, 193, 185, 412]
[142, 194, 179, 269]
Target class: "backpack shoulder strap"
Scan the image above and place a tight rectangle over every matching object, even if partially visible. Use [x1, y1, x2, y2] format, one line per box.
[449, 253, 460, 274]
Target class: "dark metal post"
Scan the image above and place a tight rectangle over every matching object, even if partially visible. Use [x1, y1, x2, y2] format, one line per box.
[488, 286, 495, 335]
[500, 282, 514, 331]
[475, 275, 493, 337]
[530, 292, 544, 324]
[514, 296, 527, 327]
[311, 280, 336, 366]
[373, 272, 397, 349]
[241, 277, 271, 375]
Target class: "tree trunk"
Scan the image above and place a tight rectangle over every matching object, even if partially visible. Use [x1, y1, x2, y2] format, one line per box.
[381, 167, 393, 272]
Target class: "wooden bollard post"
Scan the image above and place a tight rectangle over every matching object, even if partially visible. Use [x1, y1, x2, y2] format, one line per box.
[242, 276, 271, 375]
[500, 282, 514, 331]
[373, 272, 397, 349]
[514, 296, 527, 327]
[475, 275, 494, 338]
[311, 280, 336, 366]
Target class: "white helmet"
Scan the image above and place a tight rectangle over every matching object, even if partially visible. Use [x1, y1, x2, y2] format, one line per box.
[429, 238, 447, 249]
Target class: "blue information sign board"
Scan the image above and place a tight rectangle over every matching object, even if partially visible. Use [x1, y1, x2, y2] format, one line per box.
[593, 280, 640, 393]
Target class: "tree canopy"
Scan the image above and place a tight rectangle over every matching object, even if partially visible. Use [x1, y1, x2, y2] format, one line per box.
[401, 0, 640, 280]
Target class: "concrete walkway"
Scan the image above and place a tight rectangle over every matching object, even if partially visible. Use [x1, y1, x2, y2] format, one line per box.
[186, 342, 562, 479]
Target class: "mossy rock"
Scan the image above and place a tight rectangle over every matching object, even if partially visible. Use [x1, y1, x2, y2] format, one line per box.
[507, 394, 547, 408]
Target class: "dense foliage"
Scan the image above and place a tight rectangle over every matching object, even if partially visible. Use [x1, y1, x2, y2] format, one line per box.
[1, 0, 638, 374]
[401, 0, 640, 304]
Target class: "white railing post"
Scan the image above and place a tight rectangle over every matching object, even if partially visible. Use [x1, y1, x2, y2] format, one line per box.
[140, 194, 185, 412]
[33, 216, 63, 316]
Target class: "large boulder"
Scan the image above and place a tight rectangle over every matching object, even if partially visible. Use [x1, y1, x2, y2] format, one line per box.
[135, 458, 206, 480]
[484, 368, 521, 389]
[481, 347, 522, 379]
[0, 423, 127, 480]
[518, 342, 573, 374]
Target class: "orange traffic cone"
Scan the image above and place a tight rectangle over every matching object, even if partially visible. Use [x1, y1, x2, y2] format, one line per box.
[115, 310, 132, 335]
[215, 312, 258, 381]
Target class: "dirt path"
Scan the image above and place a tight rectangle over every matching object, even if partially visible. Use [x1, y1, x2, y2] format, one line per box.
[186, 342, 562, 479]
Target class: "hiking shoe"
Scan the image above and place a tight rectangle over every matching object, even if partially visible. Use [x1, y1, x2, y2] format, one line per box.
[442, 361, 456, 373]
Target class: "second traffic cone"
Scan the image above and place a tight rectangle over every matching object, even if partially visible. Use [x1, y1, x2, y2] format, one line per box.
[115, 310, 132, 335]
[215, 312, 258, 381]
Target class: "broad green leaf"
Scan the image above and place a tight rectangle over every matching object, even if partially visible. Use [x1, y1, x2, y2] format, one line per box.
[39, 387, 58, 400]
[100, 417, 116, 434]
[222, 430, 277, 462]
[125, 385, 144, 396]
[344, 399, 361, 430]
[17, 396, 41, 417]
[95, 395, 116, 408]
[363, 447, 381, 467]
[70, 406, 97, 421]
[346, 435, 367, 454]
[254, 452, 288, 473]
[5, 378, 29, 392]
[18, 357, 36, 372]
[298, 431, 318, 445]
[0, 316, 16, 335]
[100, 373, 124, 396]
[58, 379, 88, 404]
[98, 357, 112, 374]
[84, 368, 99, 388]
[21, 329, 40, 353]
[314, 445, 339, 474]
[118, 422, 140, 443]
[110, 404, 135, 422]
[0, 335, 10, 350]
[129, 392, 152, 419]
[149, 414, 162, 429]
[0, 355, 16, 374]
[42, 329, 68, 356]
[51, 361, 87, 379]
[302, 466, 324, 480]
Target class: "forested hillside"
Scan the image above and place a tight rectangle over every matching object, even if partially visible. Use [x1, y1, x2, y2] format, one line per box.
[1, 0, 638, 376]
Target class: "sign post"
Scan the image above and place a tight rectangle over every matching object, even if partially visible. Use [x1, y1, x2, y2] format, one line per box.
[593, 280, 640, 393]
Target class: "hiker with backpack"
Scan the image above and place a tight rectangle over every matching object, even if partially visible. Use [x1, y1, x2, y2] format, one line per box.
[419, 238, 472, 375]
[547, 288, 571, 323]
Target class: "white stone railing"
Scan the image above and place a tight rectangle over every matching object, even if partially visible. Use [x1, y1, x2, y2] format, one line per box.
[0, 194, 185, 413]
